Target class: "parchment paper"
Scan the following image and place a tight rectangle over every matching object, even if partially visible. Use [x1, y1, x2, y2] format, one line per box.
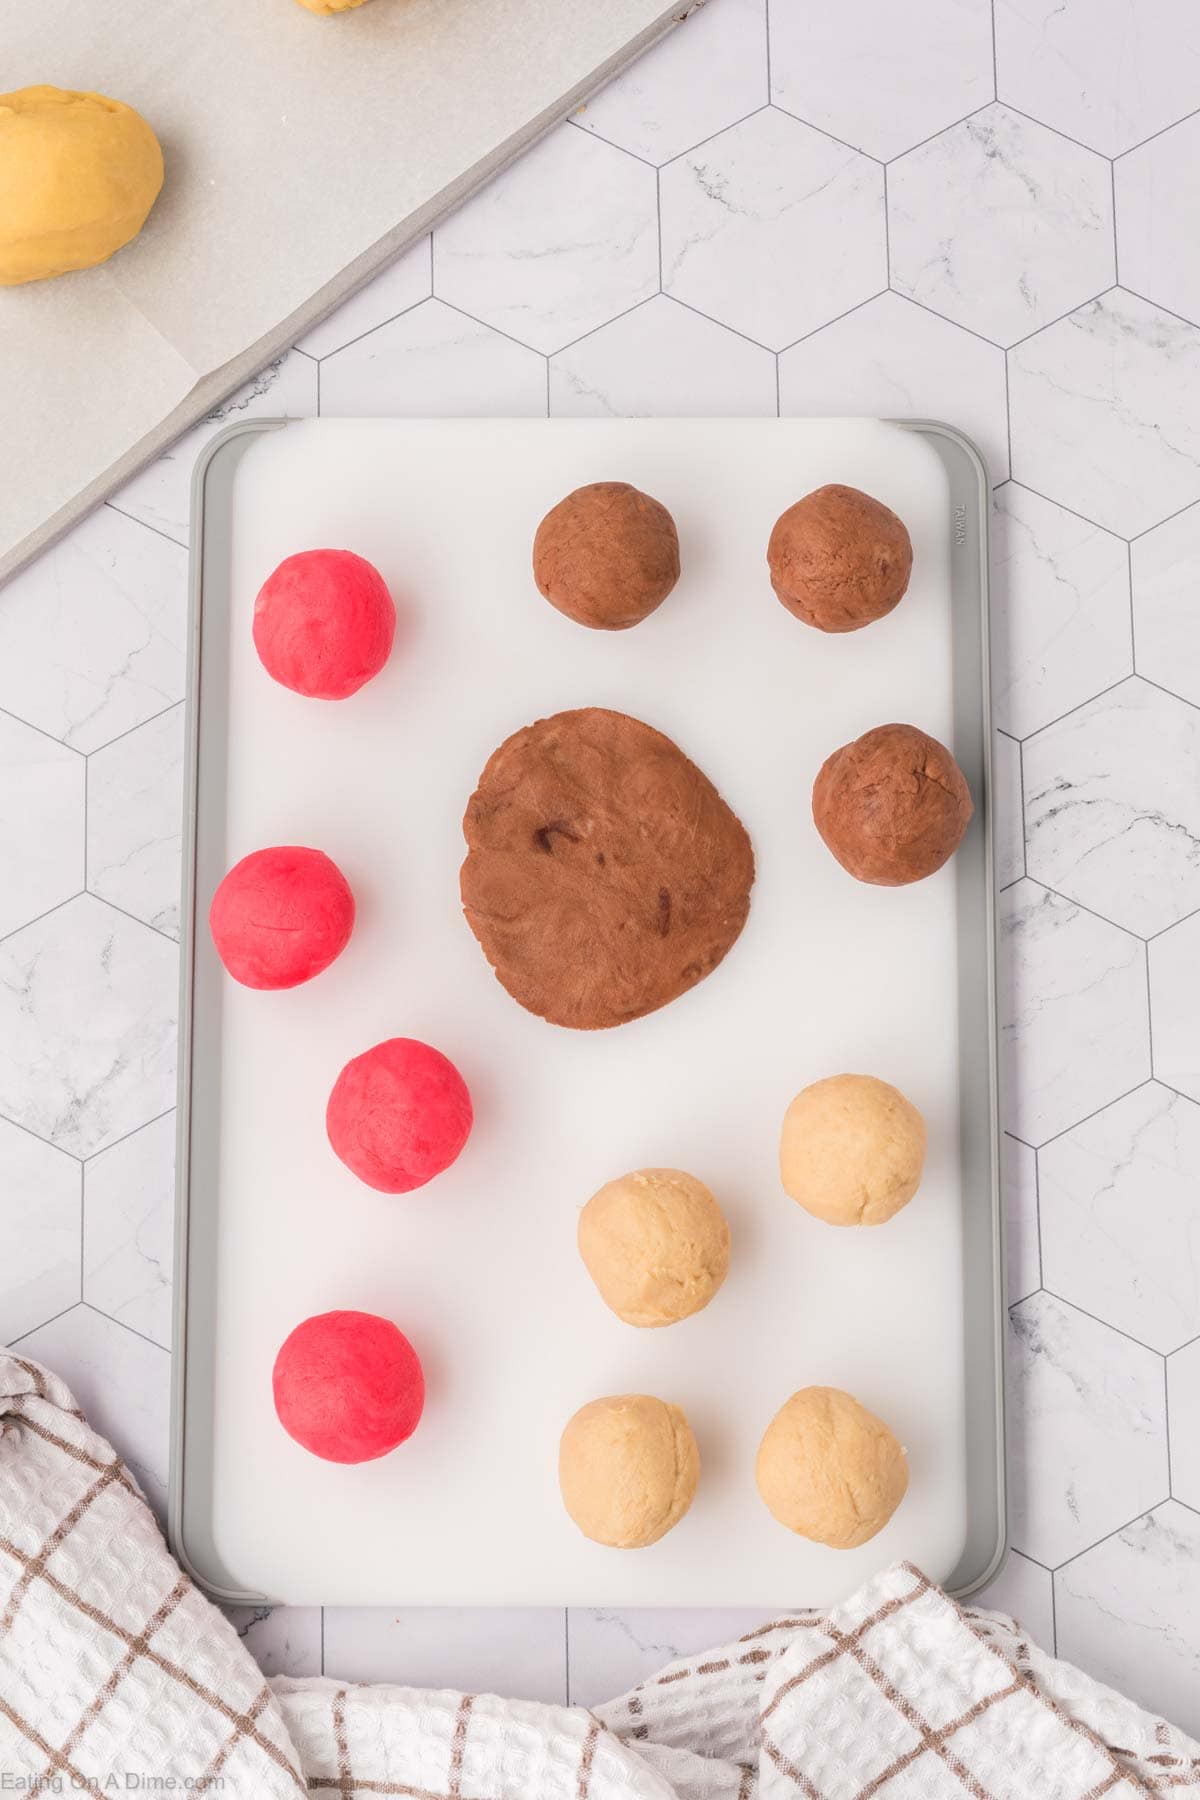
[0, 0, 685, 583]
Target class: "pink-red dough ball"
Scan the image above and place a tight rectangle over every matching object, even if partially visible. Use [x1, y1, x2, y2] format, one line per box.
[253, 548, 396, 700]
[272, 1310, 425, 1463]
[327, 1037, 473, 1193]
[209, 845, 354, 989]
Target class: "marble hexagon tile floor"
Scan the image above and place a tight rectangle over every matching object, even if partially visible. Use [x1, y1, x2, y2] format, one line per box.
[3, 0, 1200, 1731]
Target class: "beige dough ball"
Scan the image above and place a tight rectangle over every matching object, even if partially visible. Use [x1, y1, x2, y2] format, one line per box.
[0, 87, 163, 286]
[559, 1394, 699, 1547]
[780, 1075, 925, 1227]
[578, 1168, 730, 1327]
[756, 1387, 908, 1548]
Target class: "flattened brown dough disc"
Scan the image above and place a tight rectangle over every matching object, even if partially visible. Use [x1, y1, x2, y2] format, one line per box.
[460, 708, 755, 1029]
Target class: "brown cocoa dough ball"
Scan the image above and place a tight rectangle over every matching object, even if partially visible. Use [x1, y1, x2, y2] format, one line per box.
[812, 722, 973, 885]
[755, 1386, 908, 1548]
[767, 484, 913, 632]
[533, 482, 680, 630]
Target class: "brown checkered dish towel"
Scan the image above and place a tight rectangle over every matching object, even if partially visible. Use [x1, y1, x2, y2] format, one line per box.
[1, 1355, 1196, 1799]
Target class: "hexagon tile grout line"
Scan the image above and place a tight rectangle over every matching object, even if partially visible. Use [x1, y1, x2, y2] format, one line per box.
[895, 287, 1018, 357]
[775, 289, 891, 356]
[0, 890, 84, 953]
[649, 289, 783, 354]
[766, 101, 887, 169]
[7, 1300, 83, 1349]
[1029, 883, 1154, 947]
[1022, 1075, 1156, 1156]
[1146, 898, 1200, 945]
[1110, 100, 1200, 163]
[1038, 1288, 1171, 1363]
[85, 892, 179, 950]
[309, 293, 431, 367]
[1048, 1501, 1172, 1579]
[0, 705, 88, 759]
[993, 100, 1121, 166]
[1119, 285, 1200, 338]
[427, 296, 565, 366]
[72, 1298, 168, 1359]
[103, 501, 188, 553]
[652, 100, 778, 173]
[1001, 480, 1129, 547]
[1004, 285, 1121, 355]
[1006, 673, 1142, 746]
[550, 294, 666, 362]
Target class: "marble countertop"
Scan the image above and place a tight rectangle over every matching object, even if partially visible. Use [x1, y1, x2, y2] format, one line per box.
[3, 0, 1200, 1733]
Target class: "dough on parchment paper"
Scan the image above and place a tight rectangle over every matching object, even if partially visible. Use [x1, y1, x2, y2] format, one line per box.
[0, 86, 163, 286]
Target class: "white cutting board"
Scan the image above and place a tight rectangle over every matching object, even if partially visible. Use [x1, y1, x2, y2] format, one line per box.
[186, 417, 976, 1605]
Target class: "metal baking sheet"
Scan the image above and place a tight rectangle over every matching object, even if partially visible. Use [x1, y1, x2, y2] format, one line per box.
[169, 416, 1004, 1607]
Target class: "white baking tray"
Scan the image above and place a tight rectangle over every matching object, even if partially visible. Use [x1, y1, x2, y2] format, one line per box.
[170, 417, 1003, 1607]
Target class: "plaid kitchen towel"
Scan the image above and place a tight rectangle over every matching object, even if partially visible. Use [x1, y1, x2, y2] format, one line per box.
[1, 1353, 1197, 1799]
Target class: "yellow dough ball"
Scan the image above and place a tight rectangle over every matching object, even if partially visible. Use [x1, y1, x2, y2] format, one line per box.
[559, 1394, 699, 1548]
[578, 1167, 730, 1328]
[294, 0, 372, 12]
[779, 1074, 926, 1227]
[0, 87, 163, 286]
[756, 1386, 908, 1548]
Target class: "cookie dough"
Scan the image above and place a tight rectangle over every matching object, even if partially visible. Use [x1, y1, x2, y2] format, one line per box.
[755, 1386, 908, 1548]
[326, 1037, 473, 1194]
[533, 482, 680, 630]
[780, 1075, 926, 1227]
[559, 1394, 699, 1547]
[579, 1168, 730, 1326]
[209, 845, 354, 989]
[272, 1310, 425, 1463]
[767, 485, 912, 632]
[812, 722, 973, 885]
[460, 708, 754, 1029]
[253, 548, 395, 700]
[0, 86, 163, 286]
[294, 0, 371, 11]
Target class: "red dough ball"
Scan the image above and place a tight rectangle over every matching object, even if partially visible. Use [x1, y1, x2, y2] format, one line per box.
[327, 1037, 473, 1193]
[253, 548, 396, 700]
[272, 1310, 425, 1463]
[209, 845, 354, 989]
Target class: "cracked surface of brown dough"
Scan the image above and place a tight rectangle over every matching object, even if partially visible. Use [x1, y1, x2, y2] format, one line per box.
[460, 707, 754, 1029]
[533, 482, 680, 630]
[812, 722, 973, 885]
[767, 484, 912, 632]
